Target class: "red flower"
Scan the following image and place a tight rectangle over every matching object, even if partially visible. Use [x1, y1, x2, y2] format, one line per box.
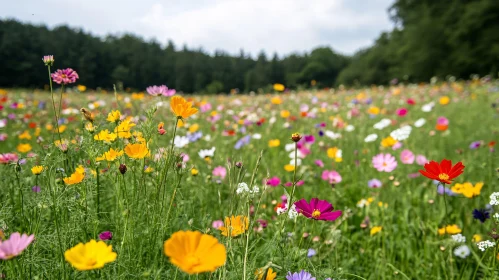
[419, 159, 464, 184]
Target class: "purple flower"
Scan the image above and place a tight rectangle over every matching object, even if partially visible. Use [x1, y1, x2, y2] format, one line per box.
[146, 85, 176, 97]
[187, 131, 203, 142]
[307, 248, 316, 257]
[286, 270, 316, 280]
[98, 231, 113, 240]
[469, 141, 482, 149]
[368, 179, 382, 188]
[437, 185, 456, 196]
[294, 198, 342, 221]
[51, 68, 79, 84]
[31, 186, 41, 193]
[234, 135, 251, 149]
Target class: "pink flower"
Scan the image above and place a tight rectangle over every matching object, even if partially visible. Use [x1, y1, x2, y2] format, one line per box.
[407, 98, 416, 105]
[99, 231, 112, 240]
[304, 135, 315, 144]
[0, 232, 34, 260]
[267, 177, 281, 187]
[416, 155, 428, 166]
[146, 85, 175, 96]
[0, 153, 18, 164]
[392, 141, 403, 150]
[396, 108, 408, 116]
[368, 179, 382, 188]
[321, 170, 342, 184]
[212, 166, 227, 179]
[51, 68, 79, 84]
[212, 220, 224, 229]
[314, 160, 324, 167]
[200, 102, 212, 113]
[400, 149, 415, 164]
[294, 198, 342, 221]
[42, 55, 54, 66]
[437, 116, 449, 126]
[372, 153, 398, 172]
[180, 153, 190, 162]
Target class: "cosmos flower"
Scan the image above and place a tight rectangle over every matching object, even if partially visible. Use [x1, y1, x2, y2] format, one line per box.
[364, 134, 378, 143]
[212, 166, 227, 180]
[372, 153, 397, 172]
[0, 232, 34, 260]
[198, 147, 216, 159]
[390, 125, 412, 141]
[51, 68, 79, 84]
[146, 85, 175, 96]
[64, 239, 116, 270]
[400, 149, 415, 164]
[42, 55, 54, 66]
[174, 136, 190, 148]
[94, 130, 117, 143]
[0, 153, 18, 164]
[321, 170, 342, 184]
[469, 141, 482, 149]
[266, 177, 281, 187]
[368, 179, 382, 188]
[396, 108, 408, 116]
[99, 231, 113, 241]
[436, 117, 449, 131]
[294, 198, 342, 221]
[373, 118, 391, 130]
[170, 96, 198, 119]
[414, 118, 426, 127]
[415, 155, 428, 165]
[419, 159, 464, 184]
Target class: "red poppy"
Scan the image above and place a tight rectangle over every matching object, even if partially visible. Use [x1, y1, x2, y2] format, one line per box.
[419, 159, 464, 184]
[28, 122, 37, 129]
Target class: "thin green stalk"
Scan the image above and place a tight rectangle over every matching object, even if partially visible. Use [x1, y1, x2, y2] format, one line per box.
[50, 174, 66, 279]
[47, 65, 62, 143]
[96, 167, 101, 220]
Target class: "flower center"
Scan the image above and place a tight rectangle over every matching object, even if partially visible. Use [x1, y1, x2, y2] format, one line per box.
[312, 209, 321, 218]
[185, 254, 200, 268]
[382, 162, 387, 167]
[86, 258, 97, 267]
[438, 173, 449, 181]
[61, 74, 67, 78]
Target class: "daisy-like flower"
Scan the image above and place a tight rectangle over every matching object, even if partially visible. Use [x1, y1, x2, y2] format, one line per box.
[390, 125, 412, 141]
[31, 165, 44, 175]
[490, 192, 499, 205]
[219, 216, 249, 237]
[321, 170, 342, 184]
[451, 182, 483, 198]
[438, 224, 462, 235]
[63, 168, 85, 185]
[0, 232, 35, 260]
[454, 245, 470, 258]
[198, 147, 216, 159]
[419, 159, 464, 184]
[146, 85, 175, 97]
[372, 153, 397, 172]
[324, 130, 341, 140]
[414, 118, 426, 127]
[364, 134, 378, 143]
[170, 96, 198, 119]
[64, 239, 117, 270]
[0, 153, 18, 164]
[294, 198, 342, 221]
[174, 135, 190, 148]
[373, 118, 391, 130]
[286, 270, 316, 280]
[124, 143, 150, 159]
[400, 149, 415, 164]
[96, 148, 124, 162]
[106, 110, 121, 123]
[51, 68, 79, 84]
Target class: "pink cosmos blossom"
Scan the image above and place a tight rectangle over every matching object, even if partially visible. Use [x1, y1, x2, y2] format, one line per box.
[321, 170, 342, 184]
[314, 160, 324, 167]
[294, 198, 342, 221]
[146, 85, 175, 97]
[267, 177, 281, 187]
[51, 68, 79, 84]
[200, 102, 212, 113]
[304, 135, 315, 144]
[212, 166, 227, 179]
[372, 153, 398, 172]
[0, 153, 18, 164]
[396, 108, 408, 116]
[0, 232, 34, 260]
[392, 141, 403, 150]
[400, 149, 415, 164]
[368, 179, 382, 188]
[416, 155, 428, 165]
[180, 153, 190, 162]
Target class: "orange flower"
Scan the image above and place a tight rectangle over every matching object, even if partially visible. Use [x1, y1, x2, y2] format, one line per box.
[170, 96, 198, 119]
[219, 216, 249, 237]
[124, 143, 149, 159]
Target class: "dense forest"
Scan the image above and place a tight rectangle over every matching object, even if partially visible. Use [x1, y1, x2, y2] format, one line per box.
[1, 0, 498, 92]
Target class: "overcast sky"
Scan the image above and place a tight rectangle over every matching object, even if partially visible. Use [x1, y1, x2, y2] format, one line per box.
[2, 0, 394, 56]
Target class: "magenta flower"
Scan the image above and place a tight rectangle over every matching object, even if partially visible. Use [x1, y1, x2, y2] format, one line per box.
[146, 85, 176, 97]
[0, 232, 34, 260]
[284, 180, 304, 187]
[437, 116, 449, 126]
[212, 166, 227, 179]
[321, 170, 342, 184]
[304, 135, 315, 144]
[396, 108, 408, 116]
[99, 231, 112, 240]
[314, 159, 324, 167]
[368, 179, 382, 188]
[400, 149, 415, 164]
[200, 102, 212, 113]
[415, 155, 428, 165]
[372, 153, 397, 172]
[267, 176, 281, 187]
[294, 198, 342, 221]
[51, 68, 79, 84]
[0, 153, 18, 164]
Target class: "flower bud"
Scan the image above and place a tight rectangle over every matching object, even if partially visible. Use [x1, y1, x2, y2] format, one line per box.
[291, 133, 302, 142]
[119, 164, 127, 175]
[235, 161, 243, 168]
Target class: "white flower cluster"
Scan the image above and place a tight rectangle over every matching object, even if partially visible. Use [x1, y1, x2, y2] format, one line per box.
[373, 118, 391, 130]
[477, 240, 496, 251]
[490, 192, 499, 205]
[236, 183, 259, 196]
[451, 234, 466, 243]
[454, 245, 470, 259]
[288, 204, 298, 219]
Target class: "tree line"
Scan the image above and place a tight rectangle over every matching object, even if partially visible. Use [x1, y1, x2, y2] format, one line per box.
[1, 0, 497, 92]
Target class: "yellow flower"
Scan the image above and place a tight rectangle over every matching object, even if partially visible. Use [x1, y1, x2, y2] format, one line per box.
[370, 226, 383, 236]
[63, 171, 85, 185]
[439, 96, 450, 105]
[170, 96, 198, 119]
[55, 125, 67, 133]
[367, 106, 380, 115]
[280, 110, 290, 118]
[106, 110, 121, 123]
[131, 93, 144, 100]
[114, 118, 135, 139]
[64, 239, 117, 271]
[17, 143, 32, 153]
[144, 166, 154, 173]
[18, 131, 32, 140]
[164, 230, 226, 275]
[75, 165, 86, 174]
[381, 136, 397, 148]
[284, 164, 295, 172]
[473, 234, 482, 242]
[191, 168, 199, 176]
[255, 268, 277, 280]
[189, 123, 199, 133]
[273, 83, 285, 92]
[311, 80, 317, 86]
[219, 216, 249, 237]
[327, 147, 342, 162]
[270, 96, 282, 105]
[85, 122, 95, 132]
[451, 182, 483, 198]
[268, 139, 280, 148]
[96, 148, 124, 162]
[438, 224, 462, 235]
[31, 166, 44, 175]
[54, 139, 69, 152]
[124, 143, 150, 159]
[94, 130, 117, 143]
[77, 85, 87, 92]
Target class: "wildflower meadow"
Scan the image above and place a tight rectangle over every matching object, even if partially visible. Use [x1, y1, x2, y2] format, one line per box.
[0, 57, 498, 279]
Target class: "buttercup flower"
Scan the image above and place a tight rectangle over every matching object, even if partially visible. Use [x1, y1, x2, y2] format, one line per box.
[419, 159, 464, 184]
[370, 226, 383, 236]
[0, 232, 34, 260]
[294, 198, 342, 221]
[438, 225, 462, 235]
[219, 216, 249, 237]
[171, 96, 198, 119]
[64, 239, 117, 270]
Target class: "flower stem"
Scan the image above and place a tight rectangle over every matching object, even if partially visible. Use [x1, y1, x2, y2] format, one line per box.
[47, 66, 62, 143]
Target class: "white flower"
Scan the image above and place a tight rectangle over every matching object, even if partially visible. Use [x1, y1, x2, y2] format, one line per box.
[494, 213, 499, 222]
[0, 119, 7, 128]
[373, 118, 391, 130]
[251, 185, 260, 194]
[203, 134, 211, 141]
[198, 147, 216, 159]
[414, 118, 426, 128]
[236, 183, 250, 194]
[364, 134, 378, 143]
[276, 205, 287, 215]
[490, 192, 499, 205]
[283, 122, 291, 128]
[285, 143, 296, 152]
[269, 117, 276, 124]
[288, 204, 298, 219]
[356, 199, 368, 208]
[477, 240, 496, 251]
[451, 234, 466, 243]
[324, 130, 341, 140]
[454, 245, 470, 259]
[345, 125, 355, 132]
[390, 125, 412, 141]
[252, 133, 262, 139]
[422, 102, 435, 112]
[173, 136, 190, 148]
